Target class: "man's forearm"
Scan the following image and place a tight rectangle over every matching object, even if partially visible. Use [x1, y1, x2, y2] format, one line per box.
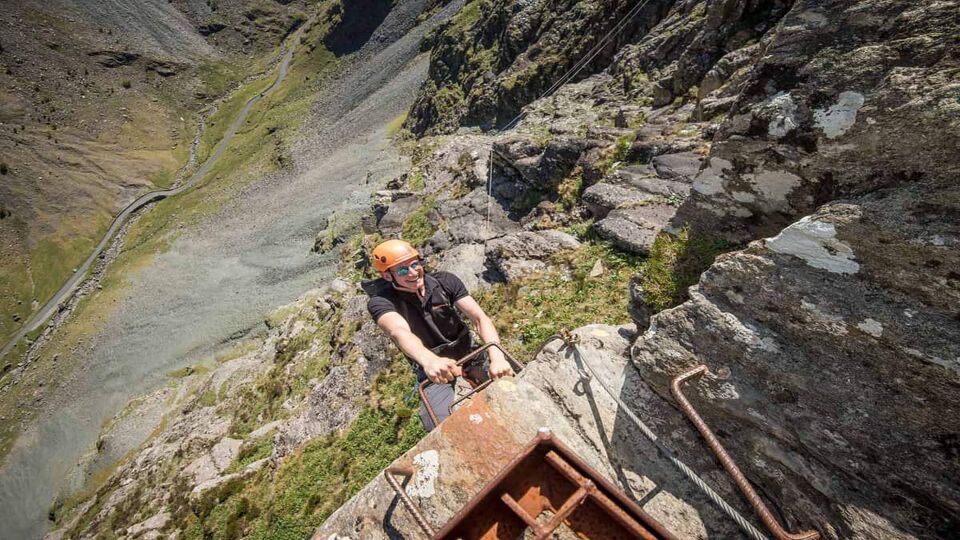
[392, 330, 442, 368]
[477, 319, 500, 345]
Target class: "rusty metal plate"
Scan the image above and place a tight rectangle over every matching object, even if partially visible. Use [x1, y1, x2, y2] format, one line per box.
[433, 429, 679, 540]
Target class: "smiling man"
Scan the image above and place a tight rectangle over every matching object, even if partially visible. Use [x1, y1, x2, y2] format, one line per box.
[366, 239, 514, 431]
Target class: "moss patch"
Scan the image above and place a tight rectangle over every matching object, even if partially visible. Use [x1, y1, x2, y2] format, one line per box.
[401, 196, 437, 247]
[640, 227, 733, 312]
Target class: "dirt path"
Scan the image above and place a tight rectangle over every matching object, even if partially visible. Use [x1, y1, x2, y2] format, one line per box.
[0, 0, 462, 537]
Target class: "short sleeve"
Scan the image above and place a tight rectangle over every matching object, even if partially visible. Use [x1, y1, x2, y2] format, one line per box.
[434, 271, 469, 302]
[367, 295, 397, 322]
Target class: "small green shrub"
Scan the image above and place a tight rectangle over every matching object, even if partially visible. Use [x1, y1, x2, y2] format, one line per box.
[0, 162, 8, 175]
[401, 197, 437, 247]
[640, 227, 733, 311]
[121, 80, 132, 89]
[407, 170, 425, 192]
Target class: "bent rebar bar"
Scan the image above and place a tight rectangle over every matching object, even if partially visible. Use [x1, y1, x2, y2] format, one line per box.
[671, 365, 820, 540]
[384, 466, 436, 538]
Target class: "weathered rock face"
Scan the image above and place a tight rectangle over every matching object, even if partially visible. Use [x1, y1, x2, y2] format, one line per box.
[406, 0, 676, 134]
[632, 180, 960, 538]
[674, 0, 960, 242]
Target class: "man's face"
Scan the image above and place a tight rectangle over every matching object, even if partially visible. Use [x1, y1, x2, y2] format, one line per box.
[384, 259, 423, 291]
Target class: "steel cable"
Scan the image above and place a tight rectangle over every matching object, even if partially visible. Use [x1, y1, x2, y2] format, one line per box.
[536, 334, 771, 540]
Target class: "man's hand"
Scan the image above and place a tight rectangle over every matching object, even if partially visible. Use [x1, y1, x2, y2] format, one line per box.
[424, 356, 462, 384]
[488, 353, 515, 379]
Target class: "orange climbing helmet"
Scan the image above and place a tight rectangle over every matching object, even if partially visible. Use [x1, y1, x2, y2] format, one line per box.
[371, 239, 420, 273]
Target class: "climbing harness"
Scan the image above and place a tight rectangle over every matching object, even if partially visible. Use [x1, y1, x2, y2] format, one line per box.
[672, 366, 820, 540]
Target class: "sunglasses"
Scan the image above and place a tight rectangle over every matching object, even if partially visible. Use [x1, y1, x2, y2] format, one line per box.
[392, 260, 422, 277]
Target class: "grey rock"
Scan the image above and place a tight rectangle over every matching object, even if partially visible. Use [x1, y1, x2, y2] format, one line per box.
[486, 230, 580, 281]
[582, 182, 658, 219]
[436, 243, 487, 292]
[440, 188, 519, 243]
[651, 152, 702, 181]
[594, 201, 678, 255]
[210, 438, 242, 472]
[633, 187, 960, 538]
[377, 195, 423, 238]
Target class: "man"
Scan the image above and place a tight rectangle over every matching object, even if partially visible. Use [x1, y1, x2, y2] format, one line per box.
[366, 239, 514, 431]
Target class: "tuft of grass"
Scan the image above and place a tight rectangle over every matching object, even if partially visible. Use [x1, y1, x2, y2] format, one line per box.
[407, 170, 425, 192]
[228, 433, 276, 473]
[640, 227, 733, 311]
[121, 80, 131, 89]
[385, 112, 408, 137]
[557, 170, 584, 211]
[401, 196, 437, 247]
[475, 241, 643, 360]
[0, 162, 8, 175]
[596, 133, 637, 176]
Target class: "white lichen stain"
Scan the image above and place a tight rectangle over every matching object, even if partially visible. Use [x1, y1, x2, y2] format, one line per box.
[767, 216, 860, 274]
[800, 299, 848, 335]
[797, 10, 828, 27]
[857, 318, 883, 338]
[407, 450, 440, 499]
[814, 91, 865, 139]
[749, 170, 802, 204]
[692, 157, 733, 196]
[714, 382, 741, 400]
[903, 347, 958, 374]
[716, 308, 780, 352]
[766, 92, 799, 138]
[469, 414, 483, 424]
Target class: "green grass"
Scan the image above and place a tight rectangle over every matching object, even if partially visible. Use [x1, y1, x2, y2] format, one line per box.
[385, 112, 408, 137]
[401, 196, 437, 246]
[639, 227, 733, 311]
[197, 60, 247, 100]
[227, 434, 276, 473]
[475, 241, 644, 360]
[196, 76, 275, 165]
[407, 169, 425, 191]
[557, 169, 584, 210]
[25, 215, 108, 315]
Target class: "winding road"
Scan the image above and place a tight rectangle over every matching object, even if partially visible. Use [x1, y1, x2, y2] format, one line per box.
[0, 42, 295, 362]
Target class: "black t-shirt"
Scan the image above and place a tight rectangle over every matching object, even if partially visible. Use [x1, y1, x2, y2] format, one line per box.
[366, 271, 471, 354]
